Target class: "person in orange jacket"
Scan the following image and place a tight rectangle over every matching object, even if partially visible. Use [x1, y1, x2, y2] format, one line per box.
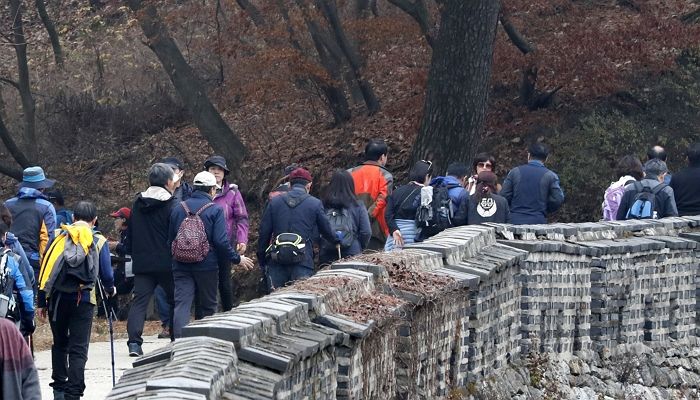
[347, 139, 393, 250]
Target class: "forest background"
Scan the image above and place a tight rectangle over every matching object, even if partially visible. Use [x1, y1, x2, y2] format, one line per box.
[0, 0, 699, 299]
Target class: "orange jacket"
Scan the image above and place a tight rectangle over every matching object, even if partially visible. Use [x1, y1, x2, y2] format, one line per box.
[348, 162, 393, 241]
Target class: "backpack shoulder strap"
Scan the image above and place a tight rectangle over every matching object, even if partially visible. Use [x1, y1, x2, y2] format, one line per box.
[651, 183, 667, 195]
[181, 201, 192, 215]
[94, 233, 108, 253]
[633, 181, 643, 193]
[195, 202, 216, 216]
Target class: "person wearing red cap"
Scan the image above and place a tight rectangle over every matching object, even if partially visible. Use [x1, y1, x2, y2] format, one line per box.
[257, 168, 337, 289]
[108, 207, 130, 255]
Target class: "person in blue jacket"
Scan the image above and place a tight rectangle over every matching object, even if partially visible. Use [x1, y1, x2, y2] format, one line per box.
[258, 168, 337, 290]
[430, 162, 469, 211]
[168, 171, 254, 338]
[500, 143, 565, 225]
[0, 212, 35, 337]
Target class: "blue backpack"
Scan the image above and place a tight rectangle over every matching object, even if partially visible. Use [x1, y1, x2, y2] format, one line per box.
[626, 182, 666, 219]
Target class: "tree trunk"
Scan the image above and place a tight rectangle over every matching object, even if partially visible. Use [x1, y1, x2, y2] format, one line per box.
[388, 0, 434, 47]
[318, 0, 380, 114]
[9, 0, 37, 162]
[125, 0, 246, 173]
[35, 0, 64, 67]
[235, 0, 265, 27]
[411, 0, 501, 174]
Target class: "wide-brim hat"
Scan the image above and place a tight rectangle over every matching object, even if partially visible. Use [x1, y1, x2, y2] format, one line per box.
[204, 155, 230, 175]
[19, 166, 55, 189]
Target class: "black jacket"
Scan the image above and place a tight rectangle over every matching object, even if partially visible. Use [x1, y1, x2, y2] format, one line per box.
[258, 185, 335, 269]
[124, 187, 174, 274]
[384, 183, 422, 235]
[670, 166, 700, 216]
[616, 179, 678, 220]
[169, 191, 241, 272]
[455, 193, 510, 225]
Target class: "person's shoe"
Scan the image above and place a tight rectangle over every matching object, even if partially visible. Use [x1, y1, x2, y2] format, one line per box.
[157, 327, 170, 339]
[128, 342, 143, 357]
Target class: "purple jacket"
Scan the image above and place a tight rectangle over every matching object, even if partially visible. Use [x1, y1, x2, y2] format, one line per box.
[213, 181, 249, 245]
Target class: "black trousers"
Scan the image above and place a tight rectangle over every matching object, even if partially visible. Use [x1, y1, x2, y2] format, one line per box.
[173, 269, 218, 338]
[48, 294, 94, 398]
[194, 262, 234, 319]
[126, 271, 174, 345]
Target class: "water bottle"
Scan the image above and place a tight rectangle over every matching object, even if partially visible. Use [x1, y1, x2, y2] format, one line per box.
[653, 210, 658, 219]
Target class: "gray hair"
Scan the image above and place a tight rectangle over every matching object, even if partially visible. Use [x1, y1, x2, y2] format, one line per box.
[643, 159, 668, 179]
[148, 163, 175, 187]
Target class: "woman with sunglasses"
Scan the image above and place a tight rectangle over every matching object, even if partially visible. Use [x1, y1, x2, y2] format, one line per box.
[384, 160, 433, 250]
[467, 153, 501, 195]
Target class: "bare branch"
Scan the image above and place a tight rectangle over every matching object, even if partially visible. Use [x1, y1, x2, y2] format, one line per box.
[388, 0, 434, 47]
[499, 10, 535, 54]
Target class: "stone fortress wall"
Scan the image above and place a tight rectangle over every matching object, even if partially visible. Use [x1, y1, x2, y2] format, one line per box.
[107, 216, 700, 400]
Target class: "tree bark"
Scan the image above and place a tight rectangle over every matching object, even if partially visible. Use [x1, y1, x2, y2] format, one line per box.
[500, 10, 535, 55]
[388, 0, 434, 47]
[125, 0, 246, 173]
[235, 0, 265, 27]
[35, 0, 64, 67]
[9, 0, 37, 162]
[318, 0, 380, 114]
[411, 0, 501, 174]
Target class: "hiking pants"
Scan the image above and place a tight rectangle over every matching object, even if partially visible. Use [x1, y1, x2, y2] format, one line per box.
[173, 269, 218, 338]
[154, 285, 171, 328]
[267, 264, 314, 291]
[48, 295, 93, 399]
[127, 272, 174, 345]
[219, 262, 234, 312]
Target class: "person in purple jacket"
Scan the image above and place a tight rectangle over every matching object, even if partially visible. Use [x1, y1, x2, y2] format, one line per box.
[204, 155, 249, 311]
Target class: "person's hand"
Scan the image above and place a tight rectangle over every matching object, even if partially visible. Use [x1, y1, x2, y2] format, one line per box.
[237, 255, 254, 270]
[38, 308, 48, 321]
[392, 230, 404, 248]
[236, 243, 247, 254]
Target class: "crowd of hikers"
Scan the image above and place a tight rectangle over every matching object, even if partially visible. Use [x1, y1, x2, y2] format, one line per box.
[1, 138, 700, 399]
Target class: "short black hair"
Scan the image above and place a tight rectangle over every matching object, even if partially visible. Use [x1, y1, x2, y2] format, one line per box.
[687, 142, 700, 166]
[647, 145, 667, 161]
[446, 162, 469, 179]
[364, 139, 388, 162]
[528, 143, 549, 161]
[193, 185, 215, 193]
[615, 155, 644, 180]
[408, 160, 433, 182]
[74, 201, 97, 222]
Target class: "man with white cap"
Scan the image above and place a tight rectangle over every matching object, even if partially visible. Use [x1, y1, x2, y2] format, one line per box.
[5, 166, 57, 284]
[168, 171, 253, 338]
[124, 163, 177, 356]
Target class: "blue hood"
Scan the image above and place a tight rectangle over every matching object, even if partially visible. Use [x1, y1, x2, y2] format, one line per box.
[430, 176, 462, 187]
[16, 187, 49, 200]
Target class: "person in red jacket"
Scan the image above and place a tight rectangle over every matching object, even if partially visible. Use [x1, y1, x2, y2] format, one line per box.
[347, 139, 393, 250]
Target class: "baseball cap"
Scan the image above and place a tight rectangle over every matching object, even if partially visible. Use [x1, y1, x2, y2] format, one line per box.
[109, 207, 131, 219]
[193, 171, 217, 187]
[289, 168, 312, 183]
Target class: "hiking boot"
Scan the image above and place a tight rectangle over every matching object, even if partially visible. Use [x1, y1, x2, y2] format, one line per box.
[157, 327, 170, 339]
[128, 342, 143, 357]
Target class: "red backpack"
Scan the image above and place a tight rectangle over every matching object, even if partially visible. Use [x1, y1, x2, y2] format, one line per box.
[171, 202, 215, 263]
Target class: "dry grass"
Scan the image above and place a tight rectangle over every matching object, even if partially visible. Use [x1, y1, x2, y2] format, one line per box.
[32, 318, 162, 352]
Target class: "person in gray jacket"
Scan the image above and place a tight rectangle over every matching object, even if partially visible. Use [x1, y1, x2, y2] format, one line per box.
[616, 159, 678, 220]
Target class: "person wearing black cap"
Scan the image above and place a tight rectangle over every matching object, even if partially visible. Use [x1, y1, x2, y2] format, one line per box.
[5, 166, 58, 284]
[258, 168, 337, 289]
[162, 157, 192, 202]
[204, 155, 249, 312]
[46, 190, 74, 227]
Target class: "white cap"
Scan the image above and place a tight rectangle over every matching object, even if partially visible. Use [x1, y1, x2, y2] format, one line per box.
[193, 171, 217, 187]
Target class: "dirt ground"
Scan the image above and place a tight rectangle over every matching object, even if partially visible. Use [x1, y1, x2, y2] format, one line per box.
[32, 318, 162, 352]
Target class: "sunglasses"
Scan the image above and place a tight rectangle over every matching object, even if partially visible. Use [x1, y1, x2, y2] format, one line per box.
[477, 162, 493, 169]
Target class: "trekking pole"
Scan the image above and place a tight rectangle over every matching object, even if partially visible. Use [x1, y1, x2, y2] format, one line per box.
[96, 279, 116, 386]
[336, 244, 342, 261]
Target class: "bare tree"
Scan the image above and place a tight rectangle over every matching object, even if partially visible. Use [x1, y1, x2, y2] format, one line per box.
[35, 0, 64, 67]
[411, 0, 501, 173]
[388, 0, 433, 47]
[125, 0, 247, 173]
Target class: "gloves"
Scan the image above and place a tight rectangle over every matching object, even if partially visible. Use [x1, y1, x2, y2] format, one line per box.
[21, 316, 35, 336]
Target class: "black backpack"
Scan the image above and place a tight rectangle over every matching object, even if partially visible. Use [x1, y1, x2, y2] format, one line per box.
[322, 207, 355, 250]
[416, 185, 455, 239]
[626, 182, 666, 220]
[53, 237, 99, 293]
[0, 249, 16, 319]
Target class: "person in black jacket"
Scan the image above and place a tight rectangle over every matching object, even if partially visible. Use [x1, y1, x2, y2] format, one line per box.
[455, 171, 510, 225]
[257, 168, 336, 290]
[384, 160, 432, 250]
[670, 142, 700, 216]
[169, 171, 253, 338]
[319, 170, 371, 264]
[124, 163, 177, 357]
